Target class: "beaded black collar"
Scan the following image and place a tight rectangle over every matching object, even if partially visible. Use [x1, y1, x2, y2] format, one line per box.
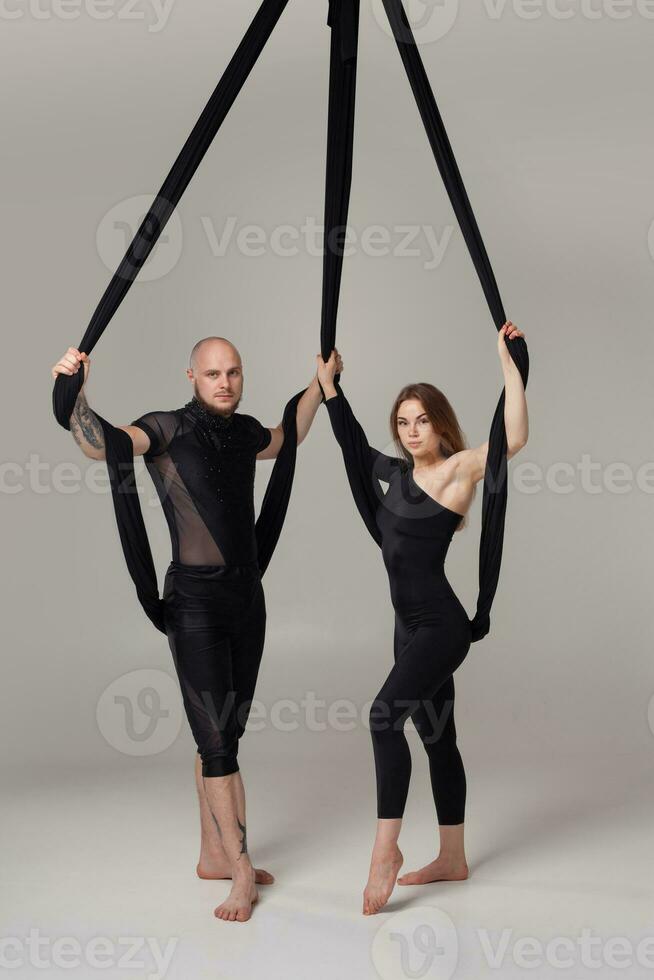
[184, 396, 235, 435]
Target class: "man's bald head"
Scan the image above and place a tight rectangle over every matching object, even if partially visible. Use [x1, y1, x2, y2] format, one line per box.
[189, 336, 241, 372]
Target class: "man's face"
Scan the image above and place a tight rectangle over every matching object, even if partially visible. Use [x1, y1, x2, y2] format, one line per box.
[187, 341, 243, 416]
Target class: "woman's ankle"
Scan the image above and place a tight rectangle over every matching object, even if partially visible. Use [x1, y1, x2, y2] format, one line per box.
[435, 850, 467, 866]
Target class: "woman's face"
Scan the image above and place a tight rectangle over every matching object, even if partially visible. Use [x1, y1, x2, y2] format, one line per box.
[396, 399, 440, 460]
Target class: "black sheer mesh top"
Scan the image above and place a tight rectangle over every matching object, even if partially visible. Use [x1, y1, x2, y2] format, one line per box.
[131, 397, 273, 566]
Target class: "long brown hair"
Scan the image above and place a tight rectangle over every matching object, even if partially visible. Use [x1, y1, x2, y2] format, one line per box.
[389, 383, 474, 531]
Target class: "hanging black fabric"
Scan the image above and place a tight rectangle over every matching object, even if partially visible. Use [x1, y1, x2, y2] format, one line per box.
[51, 0, 527, 642]
[320, 0, 360, 384]
[53, 0, 291, 429]
[319, 0, 529, 642]
[51, 0, 308, 632]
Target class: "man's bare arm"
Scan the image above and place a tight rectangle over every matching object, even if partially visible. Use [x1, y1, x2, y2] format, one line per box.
[257, 356, 343, 461]
[295, 374, 324, 444]
[52, 346, 150, 460]
[69, 392, 151, 460]
[70, 390, 106, 460]
[256, 425, 284, 461]
[256, 374, 324, 461]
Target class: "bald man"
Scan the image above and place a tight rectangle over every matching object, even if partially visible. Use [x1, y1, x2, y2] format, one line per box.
[52, 337, 342, 922]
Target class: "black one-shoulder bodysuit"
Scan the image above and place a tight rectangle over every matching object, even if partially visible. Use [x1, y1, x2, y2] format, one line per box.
[325, 385, 471, 822]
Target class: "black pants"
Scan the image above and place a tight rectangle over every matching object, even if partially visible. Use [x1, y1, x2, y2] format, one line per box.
[163, 561, 266, 778]
[370, 613, 470, 823]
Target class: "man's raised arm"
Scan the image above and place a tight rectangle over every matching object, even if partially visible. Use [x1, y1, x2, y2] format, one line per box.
[256, 353, 343, 461]
[51, 346, 150, 460]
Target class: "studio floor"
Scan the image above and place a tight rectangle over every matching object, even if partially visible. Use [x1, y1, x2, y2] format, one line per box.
[2, 732, 652, 980]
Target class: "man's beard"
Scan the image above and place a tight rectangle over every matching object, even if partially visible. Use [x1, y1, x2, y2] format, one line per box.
[193, 382, 241, 416]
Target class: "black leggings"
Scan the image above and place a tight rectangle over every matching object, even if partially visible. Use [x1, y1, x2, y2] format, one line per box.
[163, 562, 266, 778]
[370, 614, 470, 823]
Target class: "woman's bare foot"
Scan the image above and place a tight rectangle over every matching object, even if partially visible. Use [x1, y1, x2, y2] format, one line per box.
[197, 851, 274, 884]
[397, 855, 468, 886]
[214, 868, 259, 922]
[363, 845, 403, 915]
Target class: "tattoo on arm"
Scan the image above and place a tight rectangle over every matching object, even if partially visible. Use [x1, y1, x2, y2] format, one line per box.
[70, 391, 105, 453]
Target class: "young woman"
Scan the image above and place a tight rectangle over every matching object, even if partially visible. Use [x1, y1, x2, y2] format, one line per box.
[317, 322, 528, 915]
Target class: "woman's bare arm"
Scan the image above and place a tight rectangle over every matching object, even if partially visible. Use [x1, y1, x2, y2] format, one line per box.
[458, 321, 529, 485]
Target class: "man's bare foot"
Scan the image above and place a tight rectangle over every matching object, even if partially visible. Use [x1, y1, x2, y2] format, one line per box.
[214, 868, 259, 922]
[397, 856, 469, 886]
[363, 845, 403, 915]
[197, 853, 274, 885]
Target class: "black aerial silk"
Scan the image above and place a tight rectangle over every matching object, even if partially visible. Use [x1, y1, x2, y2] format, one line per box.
[319, 0, 529, 642]
[320, 0, 360, 384]
[52, 0, 527, 642]
[51, 0, 309, 632]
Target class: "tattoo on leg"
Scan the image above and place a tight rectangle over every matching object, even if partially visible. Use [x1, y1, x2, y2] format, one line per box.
[210, 812, 223, 842]
[238, 818, 248, 856]
[71, 392, 105, 452]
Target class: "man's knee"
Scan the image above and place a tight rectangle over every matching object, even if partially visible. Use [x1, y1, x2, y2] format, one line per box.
[201, 752, 239, 778]
[198, 727, 239, 778]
